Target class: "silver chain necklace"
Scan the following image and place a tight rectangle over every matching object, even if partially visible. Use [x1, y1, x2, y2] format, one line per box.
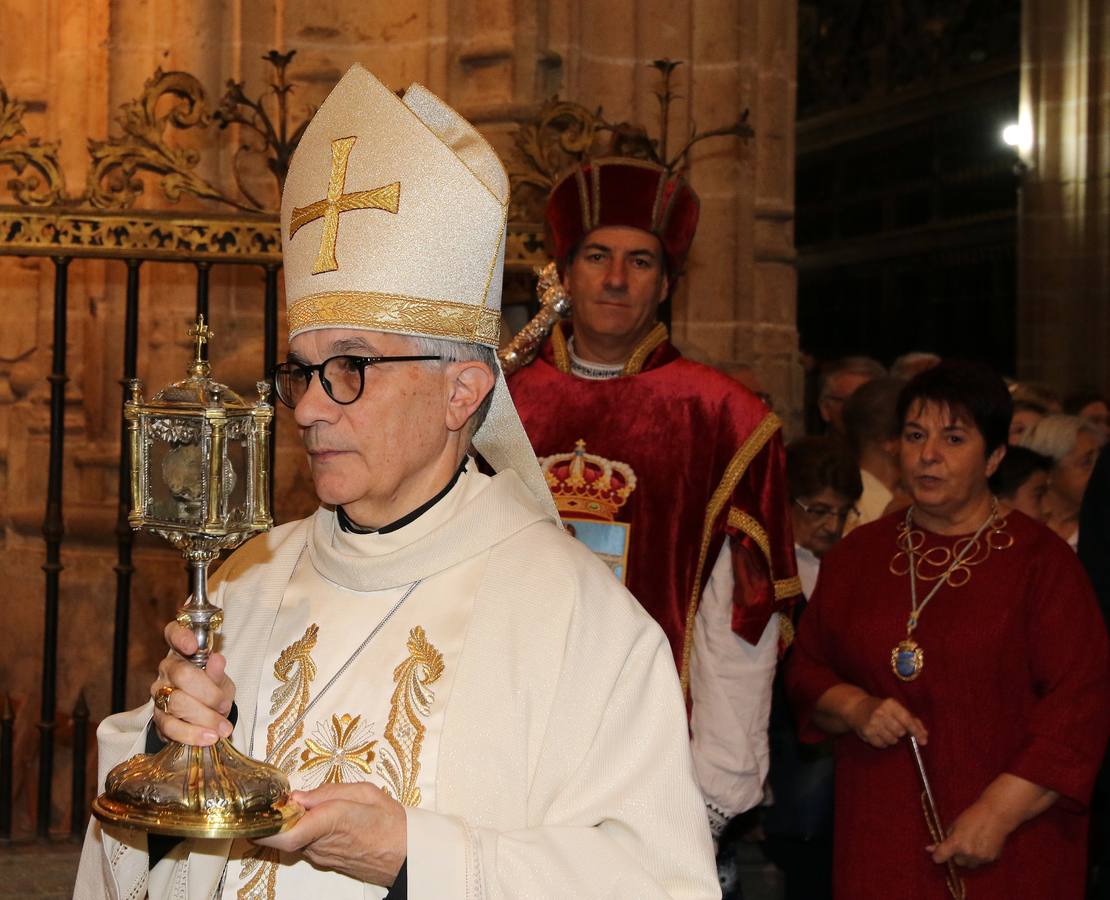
[248, 579, 422, 761]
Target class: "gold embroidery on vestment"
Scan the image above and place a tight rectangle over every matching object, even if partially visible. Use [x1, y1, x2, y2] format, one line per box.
[298, 713, 378, 788]
[774, 575, 803, 600]
[287, 290, 502, 347]
[288, 136, 401, 275]
[725, 509, 802, 602]
[777, 612, 796, 649]
[622, 322, 669, 376]
[267, 624, 320, 773]
[551, 322, 572, 374]
[680, 413, 782, 697]
[237, 624, 319, 900]
[377, 626, 445, 808]
[237, 849, 279, 900]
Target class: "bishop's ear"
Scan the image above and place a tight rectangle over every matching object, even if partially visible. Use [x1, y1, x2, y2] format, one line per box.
[444, 360, 496, 435]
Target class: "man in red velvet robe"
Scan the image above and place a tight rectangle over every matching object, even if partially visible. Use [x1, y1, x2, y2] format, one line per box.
[508, 158, 802, 840]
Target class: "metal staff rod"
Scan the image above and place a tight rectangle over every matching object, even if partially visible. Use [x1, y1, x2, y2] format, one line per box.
[909, 736, 966, 900]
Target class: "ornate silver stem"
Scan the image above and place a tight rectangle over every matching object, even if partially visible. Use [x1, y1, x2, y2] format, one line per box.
[180, 550, 223, 668]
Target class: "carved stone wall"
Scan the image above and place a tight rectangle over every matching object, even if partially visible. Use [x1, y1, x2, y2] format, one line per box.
[0, 0, 798, 837]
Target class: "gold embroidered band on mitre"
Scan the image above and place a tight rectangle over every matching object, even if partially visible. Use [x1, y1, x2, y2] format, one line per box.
[288, 290, 503, 347]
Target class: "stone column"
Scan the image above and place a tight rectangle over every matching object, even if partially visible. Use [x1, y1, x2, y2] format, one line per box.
[1017, 0, 1110, 394]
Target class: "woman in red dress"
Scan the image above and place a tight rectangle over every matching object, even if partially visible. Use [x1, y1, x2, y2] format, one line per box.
[787, 361, 1110, 899]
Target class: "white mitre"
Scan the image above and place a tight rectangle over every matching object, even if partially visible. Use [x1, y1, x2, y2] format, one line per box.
[281, 64, 556, 520]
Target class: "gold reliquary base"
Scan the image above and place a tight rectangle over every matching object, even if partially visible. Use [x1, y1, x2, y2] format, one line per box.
[92, 737, 303, 839]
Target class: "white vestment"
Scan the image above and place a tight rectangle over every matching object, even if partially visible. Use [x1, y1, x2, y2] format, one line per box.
[74, 466, 720, 900]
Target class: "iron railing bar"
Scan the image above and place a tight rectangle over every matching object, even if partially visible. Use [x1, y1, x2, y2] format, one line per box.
[70, 691, 89, 838]
[111, 260, 142, 713]
[37, 255, 70, 839]
[195, 261, 211, 328]
[0, 695, 12, 840]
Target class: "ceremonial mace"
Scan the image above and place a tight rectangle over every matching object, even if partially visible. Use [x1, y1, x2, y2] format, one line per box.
[92, 317, 302, 838]
[910, 736, 967, 900]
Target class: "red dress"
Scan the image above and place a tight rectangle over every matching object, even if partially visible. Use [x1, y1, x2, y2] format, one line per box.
[787, 509, 1110, 899]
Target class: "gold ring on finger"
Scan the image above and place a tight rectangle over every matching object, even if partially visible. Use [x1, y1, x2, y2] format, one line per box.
[154, 684, 176, 713]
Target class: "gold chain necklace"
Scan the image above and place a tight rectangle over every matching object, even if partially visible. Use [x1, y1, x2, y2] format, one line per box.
[889, 499, 1013, 681]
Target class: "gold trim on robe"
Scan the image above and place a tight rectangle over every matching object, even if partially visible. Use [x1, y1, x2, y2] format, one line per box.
[679, 413, 782, 696]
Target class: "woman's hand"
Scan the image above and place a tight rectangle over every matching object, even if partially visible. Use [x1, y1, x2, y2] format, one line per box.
[150, 621, 237, 746]
[844, 694, 929, 749]
[928, 797, 1012, 868]
[929, 773, 1058, 869]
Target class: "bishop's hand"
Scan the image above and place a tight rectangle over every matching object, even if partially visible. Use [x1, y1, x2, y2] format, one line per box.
[252, 782, 407, 887]
[150, 621, 236, 747]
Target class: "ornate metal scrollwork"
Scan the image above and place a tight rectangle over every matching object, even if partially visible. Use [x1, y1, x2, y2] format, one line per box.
[213, 49, 311, 208]
[86, 68, 254, 212]
[83, 51, 312, 213]
[508, 59, 753, 224]
[0, 83, 67, 206]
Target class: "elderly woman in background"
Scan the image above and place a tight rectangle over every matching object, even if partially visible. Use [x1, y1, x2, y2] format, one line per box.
[786, 437, 864, 595]
[787, 361, 1110, 900]
[1018, 413, 1104, 548]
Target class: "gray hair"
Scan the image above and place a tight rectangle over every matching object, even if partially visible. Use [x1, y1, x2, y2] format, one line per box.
[819, 356, 887, 401]
[1017, 414, 1104, 463]
[890, 352, 941, 381]
[405, 335, 499, 437]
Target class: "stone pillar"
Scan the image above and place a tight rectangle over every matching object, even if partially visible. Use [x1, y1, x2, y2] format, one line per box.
[1017, 0, 1110, 394]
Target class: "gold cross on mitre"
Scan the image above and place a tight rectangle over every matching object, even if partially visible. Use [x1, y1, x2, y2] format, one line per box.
[289, 135, 401, 275]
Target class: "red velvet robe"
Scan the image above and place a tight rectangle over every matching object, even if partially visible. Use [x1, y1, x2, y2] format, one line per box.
[787, 510, 1110, 899]
[507, 321, 800, 694]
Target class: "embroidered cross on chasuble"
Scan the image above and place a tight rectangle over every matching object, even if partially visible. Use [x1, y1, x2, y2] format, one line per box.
[227, 549, 475, 900]
[289, 135, 401, 274]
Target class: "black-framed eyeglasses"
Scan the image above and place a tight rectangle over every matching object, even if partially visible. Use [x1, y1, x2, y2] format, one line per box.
[793, 498, 857, 524]
[271, 354, 441, 409]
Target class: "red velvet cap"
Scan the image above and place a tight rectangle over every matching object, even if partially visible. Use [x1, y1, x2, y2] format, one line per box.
[544, 158, 700, 272]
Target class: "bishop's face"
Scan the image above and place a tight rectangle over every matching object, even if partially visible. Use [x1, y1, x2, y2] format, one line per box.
[287, 328, 449, 523]
[563, 225, 669, 352]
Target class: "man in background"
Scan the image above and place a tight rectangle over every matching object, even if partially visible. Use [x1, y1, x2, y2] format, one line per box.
[508, 156, 801, 860]
[816, 356, 885, 436]
[842, 377, 906, 532]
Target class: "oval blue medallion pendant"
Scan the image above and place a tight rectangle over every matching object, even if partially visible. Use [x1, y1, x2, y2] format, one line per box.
[891, 639, 924, 681]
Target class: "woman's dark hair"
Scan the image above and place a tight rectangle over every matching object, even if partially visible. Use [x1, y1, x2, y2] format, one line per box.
[786, 436, 863, 502]
[896, 360, 1013, 456]
[988, 446, 1052, 499]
